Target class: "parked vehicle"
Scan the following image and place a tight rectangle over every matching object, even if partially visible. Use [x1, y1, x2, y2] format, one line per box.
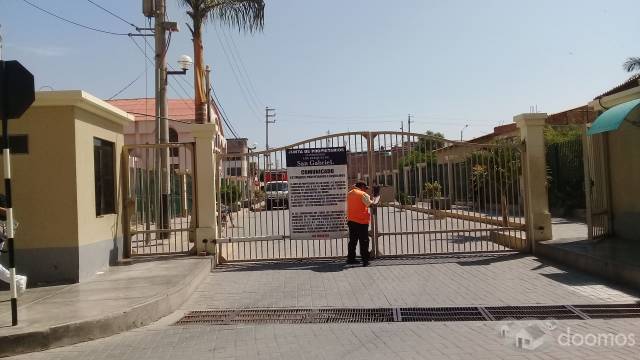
[265, 181, 289, 210]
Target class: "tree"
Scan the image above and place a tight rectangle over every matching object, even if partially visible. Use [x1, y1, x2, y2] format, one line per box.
[623, 57, 640, 73]
[179, 0, 265, 124]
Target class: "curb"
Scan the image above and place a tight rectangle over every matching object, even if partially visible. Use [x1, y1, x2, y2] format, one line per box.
[0, 258, 211, 358]
[536, 243, 640, 291]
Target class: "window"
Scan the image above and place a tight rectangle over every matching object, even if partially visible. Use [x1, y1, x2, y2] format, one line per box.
[265, 182, 288, 191]
[169, 128, 179, 157]
[226, 167, 242, 177]
[94, 137, 115, 216]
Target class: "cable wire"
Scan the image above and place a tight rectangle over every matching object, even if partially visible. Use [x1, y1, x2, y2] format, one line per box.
[129, 36, 192, 108]
[220, 29, 264, 110]
[214, 29, 263, 121]
[210, 87, 240, 138]
[20, 0, 131, 36]
[108, 70, 146, 100]
[85, 0, 138, 28]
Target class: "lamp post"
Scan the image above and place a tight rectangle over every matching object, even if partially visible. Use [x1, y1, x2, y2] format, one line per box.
[460, 124, 469, 141]
[158, 55, 192, 236]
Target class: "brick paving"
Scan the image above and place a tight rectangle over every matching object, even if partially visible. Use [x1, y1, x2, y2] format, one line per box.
[189, 253, 638, 309]
[12, 319, 640, 360]
[9, 253, 640, 359]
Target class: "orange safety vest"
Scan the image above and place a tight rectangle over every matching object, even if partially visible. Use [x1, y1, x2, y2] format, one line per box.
[347, 188, 370, 224]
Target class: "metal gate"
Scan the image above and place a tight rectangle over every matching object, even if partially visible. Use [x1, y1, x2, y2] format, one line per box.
[582, 130, 611, 240]
[216, 132, 526, 262]
[122, 143, 196, 256]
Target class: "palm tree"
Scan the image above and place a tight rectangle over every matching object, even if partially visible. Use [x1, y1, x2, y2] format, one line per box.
[179, 0, 265, 124]
[622, 57, 640, 73]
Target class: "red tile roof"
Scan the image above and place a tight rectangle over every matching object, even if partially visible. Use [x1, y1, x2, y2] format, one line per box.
[107, 98, 198, 123]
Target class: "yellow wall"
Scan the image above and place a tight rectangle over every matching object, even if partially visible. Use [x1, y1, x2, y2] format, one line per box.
[74, 108, 125, 247]
[608, 120, 640, 240]
[0, 106, 79, 249]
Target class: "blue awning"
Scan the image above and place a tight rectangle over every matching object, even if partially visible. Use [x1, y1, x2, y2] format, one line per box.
[588, 99, 640, 135]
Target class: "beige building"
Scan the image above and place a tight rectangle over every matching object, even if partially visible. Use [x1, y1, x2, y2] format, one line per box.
[223, 138, 250, 179]
[587, 76, 640, 241]
[0, 91, 133, 284]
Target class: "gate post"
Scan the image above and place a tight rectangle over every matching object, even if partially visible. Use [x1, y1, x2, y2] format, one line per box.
[515, 113, 552, 251]
[366, 132, 379, 258]
[191, 123, 218, 256]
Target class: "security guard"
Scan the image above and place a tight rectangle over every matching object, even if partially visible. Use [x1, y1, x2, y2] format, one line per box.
[346, 181, 374, 266]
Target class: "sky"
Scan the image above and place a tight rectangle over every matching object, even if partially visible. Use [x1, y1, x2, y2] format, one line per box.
[1, 0, 638, 149]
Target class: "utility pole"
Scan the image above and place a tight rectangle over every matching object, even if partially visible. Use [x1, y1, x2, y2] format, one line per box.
[400, 121, 404, 133]
[0, 25, 3, 61]
[265, 107, 276, 167]
[407, 114, 413, 133]
[154, 0, 170, 235]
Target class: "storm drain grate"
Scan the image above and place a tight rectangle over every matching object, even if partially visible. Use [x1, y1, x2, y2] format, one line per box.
[400, 307, 487, 322]
[175, 304, 640, 325]
[175, 308, 393, 325]
[484, 305, 583, 320]
[574, 303, 640, 319]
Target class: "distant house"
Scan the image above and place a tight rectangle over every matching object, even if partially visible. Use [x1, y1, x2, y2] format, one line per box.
[224, 138, 249, 179]
[515, 325, 546, 350]
[107, 98, 227, 154]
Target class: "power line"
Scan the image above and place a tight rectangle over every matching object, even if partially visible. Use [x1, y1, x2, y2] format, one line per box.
[126, 111, 192, 124]
[138, 36, 194, 100]
[212, 98, 240, 138]
[82, 2, 238, 138]
[20, 0, 131, 36]
[278, 113, 404, 120]
[214, 30, 263, 121]
[128, 36, 192, 108]
[85, 0, 137, 28]
[220, 29, 264, 109]
[108, 70, 146, 100]
[210, 86, 240, 139]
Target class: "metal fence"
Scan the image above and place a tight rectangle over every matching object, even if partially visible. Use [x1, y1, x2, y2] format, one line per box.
[583, 131, 610, 240]
[545, 128, 586, 216]
[122, 143, 196, 256]
[216, 131, 526, 262]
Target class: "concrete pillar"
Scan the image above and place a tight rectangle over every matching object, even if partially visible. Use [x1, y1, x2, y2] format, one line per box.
[191, 123, 218, 255]
[515, 113, 552, 248]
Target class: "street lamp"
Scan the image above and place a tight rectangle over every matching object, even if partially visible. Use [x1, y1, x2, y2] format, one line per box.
[158, 54, 193, 238]
[168, 55, 193, 76]
[460, 124, 469, 141]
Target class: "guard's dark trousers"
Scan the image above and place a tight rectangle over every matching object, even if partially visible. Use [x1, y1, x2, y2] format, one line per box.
[347, 221, 370, 263]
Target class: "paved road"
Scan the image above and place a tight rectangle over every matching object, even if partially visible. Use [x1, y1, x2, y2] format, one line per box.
[10, 253, 640, 359]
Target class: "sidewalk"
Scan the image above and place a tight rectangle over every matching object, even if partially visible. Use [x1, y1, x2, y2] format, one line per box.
[0, 256, 211, 357]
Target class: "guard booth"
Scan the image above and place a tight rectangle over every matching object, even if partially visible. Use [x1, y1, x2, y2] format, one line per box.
[0, 90, 133, 285]
[586, 90, 640, 241]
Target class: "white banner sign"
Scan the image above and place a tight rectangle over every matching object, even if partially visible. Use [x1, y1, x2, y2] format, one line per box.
[286, 147, 348, 239]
